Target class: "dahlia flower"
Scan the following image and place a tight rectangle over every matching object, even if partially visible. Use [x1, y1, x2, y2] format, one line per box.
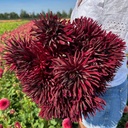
[62, 118, 72, 128]
[14, 121, 21, 128]
[0, 98, 10, 110]
[10, 109, 15, 114]
[39, 51, 106, 121]
[4, 13, 125, 122]
[0, 124, 3, 128]
[4, 36, 53, 105]
[0, 68, 3, 78]
[124, 106, 128, 113]
[31, 12, 72, 56]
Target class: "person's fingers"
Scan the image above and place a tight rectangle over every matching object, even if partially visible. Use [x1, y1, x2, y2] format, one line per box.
[79, 120, 87, 128]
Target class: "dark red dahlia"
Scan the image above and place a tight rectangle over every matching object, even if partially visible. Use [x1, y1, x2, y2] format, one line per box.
[65, 17, 125, 82]
[4, 35, 53, 105]
[88, 32, 125, 82]
[31, 12, 72, 55]
[39, 51, 106, 121]
[64, 17, 106, 54]
[0, 68, 3, 78]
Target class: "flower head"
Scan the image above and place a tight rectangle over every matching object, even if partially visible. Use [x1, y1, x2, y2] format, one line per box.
[0, 98, 10, 110]
[124, 106, 128, 113]
[0, 124, 3, 128]
[14, 121, 21, 128]
[0, 68, 3, 78]
[39, 51, 106, 121]
[31, 12, 72, 55]
[10, 109, 15, 114]
[62, 118, 72, 128]
[4, 36, 53, 106]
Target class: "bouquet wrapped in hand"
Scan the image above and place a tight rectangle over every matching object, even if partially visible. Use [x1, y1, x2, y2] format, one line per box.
[4, 12, 125, 122]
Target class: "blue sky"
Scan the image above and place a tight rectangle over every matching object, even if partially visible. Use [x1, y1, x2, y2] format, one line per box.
[0, 0, 76, 14]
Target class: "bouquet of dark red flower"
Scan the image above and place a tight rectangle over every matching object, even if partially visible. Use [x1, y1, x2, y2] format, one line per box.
[4, 12, 125, 122]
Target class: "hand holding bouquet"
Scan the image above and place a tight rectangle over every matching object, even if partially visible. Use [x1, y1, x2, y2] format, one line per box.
[4, 12, 125, 122]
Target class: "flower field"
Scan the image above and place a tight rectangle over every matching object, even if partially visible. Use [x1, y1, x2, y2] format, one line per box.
[0, 18, 128, 128]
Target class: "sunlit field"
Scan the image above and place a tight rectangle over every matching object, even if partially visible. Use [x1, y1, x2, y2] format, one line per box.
[0, 20, 29, 35]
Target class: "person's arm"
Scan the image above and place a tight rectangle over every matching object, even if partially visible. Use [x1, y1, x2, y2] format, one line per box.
[79, 120, 87, 128]
[101, 0, 128, 54]
[71, 0, 104, 25]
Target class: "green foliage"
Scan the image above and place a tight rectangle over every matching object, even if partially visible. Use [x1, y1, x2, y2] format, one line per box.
[0, 20, 29, 35]
[0, 72, 62, 128]
[117, 105, 128, 128]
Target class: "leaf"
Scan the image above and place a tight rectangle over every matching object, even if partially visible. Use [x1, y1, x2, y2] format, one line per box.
[40, 122, 45, 128]
[49, 126, 55, 128]
[50, 119, 57, 126]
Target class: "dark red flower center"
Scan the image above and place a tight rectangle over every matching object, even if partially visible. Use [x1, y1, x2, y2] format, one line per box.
[68, 71, 79, 80]
[2, 101, 7, 106]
